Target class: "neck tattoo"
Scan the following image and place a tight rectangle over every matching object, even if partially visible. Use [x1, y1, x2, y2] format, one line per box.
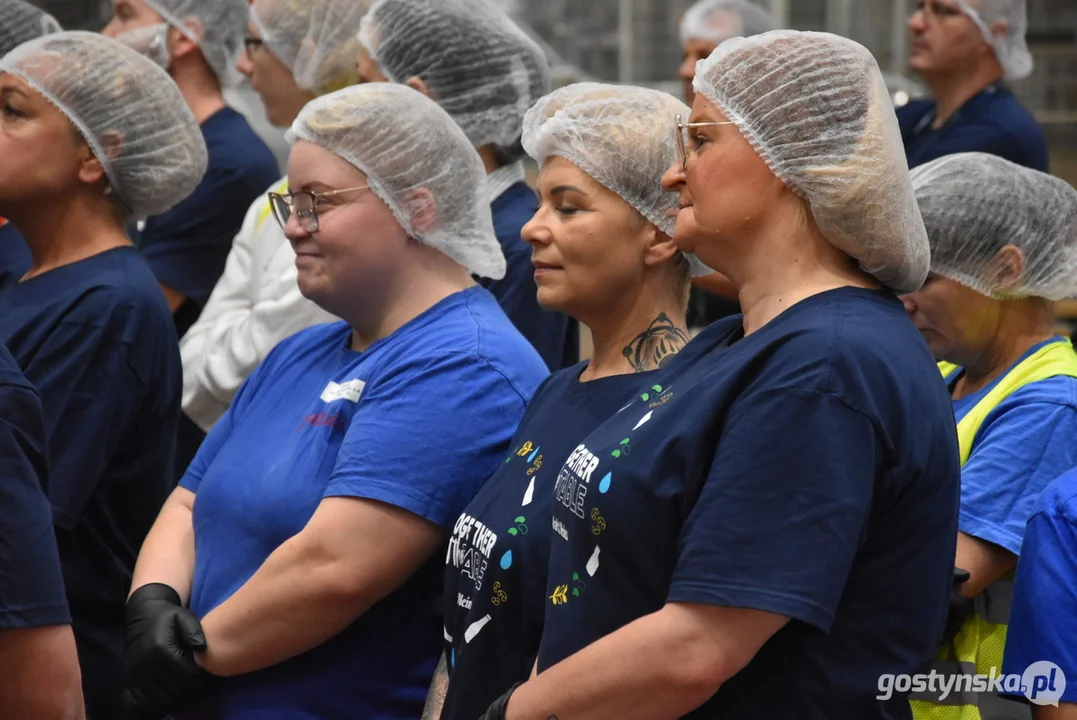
[622, 313, 689, 373]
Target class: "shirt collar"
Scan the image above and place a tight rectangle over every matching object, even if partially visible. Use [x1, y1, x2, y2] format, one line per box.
[484, 161, 527, 205]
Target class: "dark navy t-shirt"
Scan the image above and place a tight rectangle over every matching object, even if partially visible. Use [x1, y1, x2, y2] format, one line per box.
[178, 287, 547, 719]
[0, 221, 30, 288]
[538, 287, 962, 719]
[137, 106, 279, 338]
[0, 342, 70, 632]
[442, 363, 650, 720]
[0, 246, 181, 720]
[482, 182, 578, 371]
[897, 83, 1049, 171]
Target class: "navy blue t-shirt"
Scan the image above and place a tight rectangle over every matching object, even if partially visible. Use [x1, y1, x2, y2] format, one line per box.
[178, 287, 547, 719]
[442, 363, 650, 720]
[897, 83, 1049, 171]
[0, 342, 70, 632]
[0, 221, 31, 288]
[482, 182, 578, 371]
[138, 106, 279, 338]
[0, 246, 182, 720]
[538, 288, 961, 719]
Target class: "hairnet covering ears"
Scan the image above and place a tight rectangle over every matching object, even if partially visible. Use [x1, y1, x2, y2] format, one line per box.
[250, 0, 370, 95]
[286, 84, 506, 280]
[358, 0, 552, 150]
[0, 0, 61, 56]
[693, 30, 930, 294]
[137, 0, 250, 87]
[679, 0, 776, 46]
[912, 153, 1077, 301]
[522, 82, 711, 277]
[955, 0, 1032, 81]
[0, 32, 208, 219]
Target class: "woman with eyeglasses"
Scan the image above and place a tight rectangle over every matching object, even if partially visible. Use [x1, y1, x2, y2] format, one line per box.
[478, 31, 961, 720]
[121, 83, 548, 720]
[432, 83, 708, 720]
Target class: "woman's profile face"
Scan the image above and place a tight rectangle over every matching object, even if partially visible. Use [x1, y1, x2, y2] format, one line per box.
[283, 140, 408, 312]
[0, 74, 91, 217]
[522, 156, 665, 322]
[661, 95, 784, 273]
[901, 273, 999, 363]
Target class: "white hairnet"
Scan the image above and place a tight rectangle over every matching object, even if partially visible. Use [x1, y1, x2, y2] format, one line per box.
[680, 0, 776, 46]
[135, 0, 249, 87]
[522, 82, 711, 277]
[0, 0, 60, 56]
[911, 153, 1077, 301]
[956, 0, 1032, 82]
[286, 84, 506, 280]
[0, 32, 208, 219]
[358, 0, 552, 151]
[694, 30, 930, 294]
[113, 23, 170, 71]
[251, 0, 371, 95]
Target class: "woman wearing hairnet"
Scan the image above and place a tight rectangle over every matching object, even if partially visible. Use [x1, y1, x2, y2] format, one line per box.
[900, 153, 1077, 719]
[479, 31, 962, 720]
[122, 83, 548, 719]
[357, 0, 577, 372]
[0, 31, 207, 719]
[434, 83, 704, 720]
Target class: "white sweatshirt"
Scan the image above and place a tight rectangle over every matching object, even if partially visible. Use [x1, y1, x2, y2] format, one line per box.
[179, 177, 338, 431]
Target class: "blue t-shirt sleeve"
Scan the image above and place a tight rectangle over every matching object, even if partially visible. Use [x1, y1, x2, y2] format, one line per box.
[324, 352, 529, 528]
[0, 383, 71, 629]
[668, 388, 878, 632]
[1001, 492, 1077, 702]
[959, 399, 1077, 555]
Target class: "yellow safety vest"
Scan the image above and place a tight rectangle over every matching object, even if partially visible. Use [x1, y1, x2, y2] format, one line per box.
[911, 339, 1077, 720]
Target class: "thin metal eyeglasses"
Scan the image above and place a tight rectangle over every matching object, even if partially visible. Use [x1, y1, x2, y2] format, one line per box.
[675, 113, 736, 170]
[268, 186, 370, 233]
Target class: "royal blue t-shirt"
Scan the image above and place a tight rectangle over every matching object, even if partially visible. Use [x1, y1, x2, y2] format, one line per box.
[482, 182, 578, 371]
[947, 338, 1077, 556]
[0, 342, 70, 633]
[1002, 468, 1077, 704]
[0, 221, 30, 288]
[178, 286, 548, 719]
[442, 362, 650, 720]
[897, 83, 1049, 171]
[537, 288, 961, 719]
[137, 107, 279, 338]
[0, 246, 181, 720]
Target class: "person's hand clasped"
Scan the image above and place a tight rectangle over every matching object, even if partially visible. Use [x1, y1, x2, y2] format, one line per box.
[124, 583, 212, 716]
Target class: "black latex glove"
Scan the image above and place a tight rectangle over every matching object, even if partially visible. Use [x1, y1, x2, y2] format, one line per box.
[124, 583, 211, 716]
[942, 567, 975, 646]
[479, 682, 523, 720]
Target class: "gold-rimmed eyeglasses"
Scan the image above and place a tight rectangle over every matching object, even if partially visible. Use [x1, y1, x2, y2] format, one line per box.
[675, 113, 736, 170]
[268, 186, 370, 233]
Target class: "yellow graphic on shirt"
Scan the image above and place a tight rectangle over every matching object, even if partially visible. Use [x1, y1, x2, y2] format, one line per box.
[516, 441, 535, 458]
[550, 584, 569, 605]
[590, 508, 606, 536]
[491, 581, 508, 607]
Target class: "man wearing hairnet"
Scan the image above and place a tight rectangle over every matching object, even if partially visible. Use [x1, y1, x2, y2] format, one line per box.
[897, 0, 1047, 171]
[357, 0, 578, 372]
[102, 0, 280, 340]
[674, 0, 775, 330]
[178, 0, 367, 446]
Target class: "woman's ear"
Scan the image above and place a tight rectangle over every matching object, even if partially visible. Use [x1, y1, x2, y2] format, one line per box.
[405, 187, 438, 234]
[405, 76, 433, 99]
[168, 18, 204, 63]
[644, 224, 680, 269]
[990, 244, 1026, 292]
[77, 130, 123, 187]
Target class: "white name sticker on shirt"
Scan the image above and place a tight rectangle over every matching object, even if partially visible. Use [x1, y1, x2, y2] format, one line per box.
[320, 379, 366, 404]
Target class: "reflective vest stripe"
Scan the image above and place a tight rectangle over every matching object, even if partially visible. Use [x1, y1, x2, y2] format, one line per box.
[915, 339, 1077, 720]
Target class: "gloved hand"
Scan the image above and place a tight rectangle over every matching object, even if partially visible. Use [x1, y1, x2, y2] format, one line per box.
[124, 583, 211, 716]
[942, 567, 974, 646]
[479, 682, 523, 720]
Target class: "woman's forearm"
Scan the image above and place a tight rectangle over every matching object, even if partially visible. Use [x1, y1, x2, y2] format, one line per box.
[421, 651, 449, 720]
[130, 487, 197, 604]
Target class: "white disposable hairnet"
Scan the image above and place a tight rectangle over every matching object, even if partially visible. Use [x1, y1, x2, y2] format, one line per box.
[911, 153, 1077, 301]
[358, 0, 552, 151]
[680, 0, 776, 46]
[287, 84, 506, 280]
[0, 32, 207, 219]
[0, 0, 61, 56]
[523, 83, 711, 277]
[955, 0, 1032, 82]
[132, 0, 249, 87]
[251, 0, 371, 95]
[113, 23, 170, 71]
[694, 30, 929, 294]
